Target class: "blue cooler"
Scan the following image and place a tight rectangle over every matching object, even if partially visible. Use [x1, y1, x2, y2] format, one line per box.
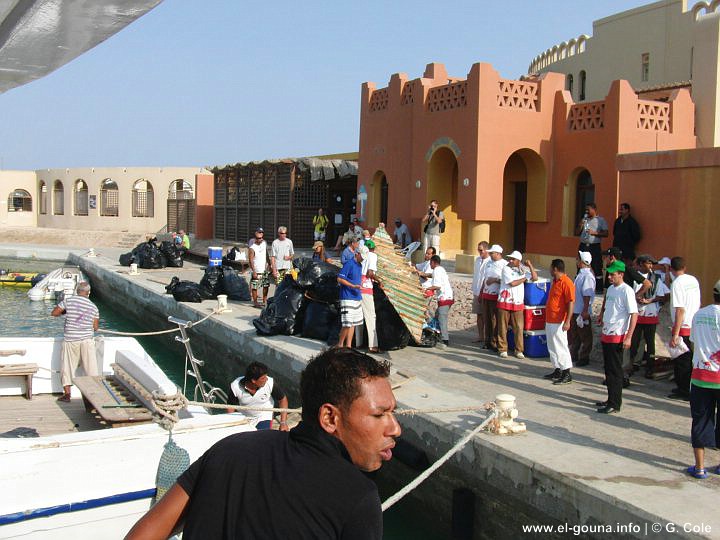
[524, 278, 550, 306]
[208, 246, 222, 267]
[524, 330, 548, 358]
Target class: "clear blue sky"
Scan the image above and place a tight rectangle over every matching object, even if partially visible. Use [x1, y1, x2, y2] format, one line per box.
[0, 0, 649, 170]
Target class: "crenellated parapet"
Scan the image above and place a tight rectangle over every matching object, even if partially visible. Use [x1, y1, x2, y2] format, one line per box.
[527, 34, 590, 75]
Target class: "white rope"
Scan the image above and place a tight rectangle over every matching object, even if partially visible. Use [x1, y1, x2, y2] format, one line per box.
[381, 411, 498, 513]
[96, 309, 220, 337]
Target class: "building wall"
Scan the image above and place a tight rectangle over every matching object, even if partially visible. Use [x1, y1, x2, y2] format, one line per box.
[35, 167, 208, 234]
[529, 0, 720, 146]
[0, 170, 37, 227]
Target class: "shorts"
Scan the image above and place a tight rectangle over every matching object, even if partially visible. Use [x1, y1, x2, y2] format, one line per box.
[471, 295, 482, 315]
[340, 299, 363, 327]
[251, 270, 270, 290]
[690, 383, 720, 448]
[314, 230, 326, 242]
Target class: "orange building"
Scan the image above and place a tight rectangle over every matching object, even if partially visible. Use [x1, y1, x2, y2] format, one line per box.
[357, 61, 717, 296]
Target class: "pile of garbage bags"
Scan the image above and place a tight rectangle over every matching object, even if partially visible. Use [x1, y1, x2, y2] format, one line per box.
[252, 257, 413, 349]
[165, 265, 250, 303]
[119, 241, 184, 269]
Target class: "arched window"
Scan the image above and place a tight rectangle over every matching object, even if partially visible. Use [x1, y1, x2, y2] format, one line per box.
[566, 74, 574, 96]
[100, 178, 119, 217]
[575, 169, 594, 229]
[132, 179, 154, 217]
[168, 179, 194, 199]
[53, 180, 64, 215]
[579, 70, 587, 101]
[8, 189, 32, 212]
[39, 181, 47, 214]
[74, 179, 89, 216]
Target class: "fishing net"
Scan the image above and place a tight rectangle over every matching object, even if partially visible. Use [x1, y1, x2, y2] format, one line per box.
[152, 432, 190, 505]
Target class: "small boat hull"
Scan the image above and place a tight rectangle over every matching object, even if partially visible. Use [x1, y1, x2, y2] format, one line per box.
[0, 273, 38, 287]
[27, 267, 86, 301]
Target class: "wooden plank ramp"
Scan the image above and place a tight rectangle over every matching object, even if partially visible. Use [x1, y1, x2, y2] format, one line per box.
[372, 226, 428, 343]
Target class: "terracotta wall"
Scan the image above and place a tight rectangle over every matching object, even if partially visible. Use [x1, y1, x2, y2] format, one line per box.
[194, 173, 214, 240]
[618, 148, 720, 304]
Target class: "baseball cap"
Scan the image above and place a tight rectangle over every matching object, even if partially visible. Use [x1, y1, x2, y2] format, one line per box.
[606, 260, 626, 274]
[636, 254, 657, 264]
[357, 245, 369, 260]
[364, 240, 376, 249]
[602, 247, 623, 258]
[394, 217, 402, 223]
[658, 256, 671, 266]
[714, 279, 720, 295]
[507, 250, 522, 261]
[578, 251, 592, 264]
[487, 244, 503, 254]
[255, 227, 264, 233]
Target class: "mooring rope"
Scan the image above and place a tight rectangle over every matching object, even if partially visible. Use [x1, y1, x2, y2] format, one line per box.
[96, 309, 220, 337]
[380, 411, 498, 512]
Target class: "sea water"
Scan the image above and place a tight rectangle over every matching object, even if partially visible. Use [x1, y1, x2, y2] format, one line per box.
[0, 258, 447, 539]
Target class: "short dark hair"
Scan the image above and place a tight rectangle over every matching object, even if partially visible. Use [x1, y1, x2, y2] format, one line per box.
[714, 292, 720, 304]
[426, 246, 436, 255]
[586, 202, 597, 210]
[300, 348, 390, 426]
[245, 361, 268, 381]
[479, 241, 489, 249]
[670, 256, 685, 271]
[620, 202, 631, 211]
[551, 259, 565, 272]
[430, 255, 442, 265]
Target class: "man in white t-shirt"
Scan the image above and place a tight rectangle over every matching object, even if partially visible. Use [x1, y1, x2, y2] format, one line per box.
[471, 241, 490, 344]
[411, 247, 435, 288]
[497, 251, 537, 359]
[426, 255, 453, 348]
[357, 241, 380, 353]
[629, 254, 669, 378]
[271, 226, 294, 285]
[597, 260, 638, 414]
[227, 361, 289, 431]
[249, 227, 270, 308]
[569, 251, 596, 367]
[668, 256, 702, 400]
[480, 245, 507, 351]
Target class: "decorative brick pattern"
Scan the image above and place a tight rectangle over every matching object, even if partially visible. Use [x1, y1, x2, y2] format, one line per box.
[497, 79, 539, 110]
[427, 81, 467, 112]
[401, 82, 414, 106]
[568, 102, 605, 130]
[369, 88, 389, 112]
[637, 101, 670, 131]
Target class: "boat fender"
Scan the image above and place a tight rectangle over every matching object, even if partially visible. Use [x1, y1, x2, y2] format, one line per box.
[153, 433, 190, 505]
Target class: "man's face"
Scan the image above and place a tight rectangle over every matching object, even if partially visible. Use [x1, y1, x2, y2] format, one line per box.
[318, 208, 323, 215]
[508, 257, 520, 267]
[424, 249, 433, 260]
[355, 251, 364, 263]
[608, 271, 624, 286]
[639, 260, 653, 273]
[585, 206, 596, 218]
[477, 244, 487, 257]
[251, 374, 268, 389]
[255, 233, 263, 243]
[395, 221, 401, 227]
[335, 377, 400, 472]
[430, 259, 439, 269]
[350, 240, 359, 251]
[618, 205, 629, 218]
[490, 251, 502, 261]
[551, 266, 563, 279]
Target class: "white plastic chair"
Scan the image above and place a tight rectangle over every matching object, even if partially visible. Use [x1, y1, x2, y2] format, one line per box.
[400, 241, 422, 261]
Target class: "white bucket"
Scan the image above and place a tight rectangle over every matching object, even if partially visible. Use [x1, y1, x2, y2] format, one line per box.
[129, 263, 139, 275]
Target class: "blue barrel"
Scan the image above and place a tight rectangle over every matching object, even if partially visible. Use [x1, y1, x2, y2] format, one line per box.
[208, 246, 222, 267]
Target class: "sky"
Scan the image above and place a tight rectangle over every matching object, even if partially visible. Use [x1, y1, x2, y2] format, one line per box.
[0, 0, 651, 171]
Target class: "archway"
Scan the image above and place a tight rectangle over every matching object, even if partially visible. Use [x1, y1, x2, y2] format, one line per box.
[74, 179, 88, 216]
[562, 167, 594, 236]
[492, 149, 547, 252]
[368, 170, 387, 228]
[7, 189, 31, 212]
[39, 181, 47, 214]
[100, 178, 119, 217]
[427, 146, 463, 254]
[133, 179, 154, 217]
[53, 180, 64, 215]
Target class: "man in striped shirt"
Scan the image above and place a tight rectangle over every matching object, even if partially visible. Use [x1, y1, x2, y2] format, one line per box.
[51, 282, 100, 402]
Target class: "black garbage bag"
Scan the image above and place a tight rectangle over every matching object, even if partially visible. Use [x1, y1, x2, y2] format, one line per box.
[221, 266, 250, 301]
[301, 301, 340, 342]
[119, 253, 134, 267]
[326, 312, 342, 347]
[374, 284, 411, 350]
[165, 277, 204, 303]
[137, 243, 166, 269]
[199, 266, 225, 299]
[159, 241, 184, 268]
[311, 273, 340, 304]
[252, 276, 305, 336]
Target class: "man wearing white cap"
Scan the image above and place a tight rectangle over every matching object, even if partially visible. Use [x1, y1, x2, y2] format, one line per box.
[480, 245, 507, 351]
[497, 251, 537, 359]
[568, 251, 596, 367]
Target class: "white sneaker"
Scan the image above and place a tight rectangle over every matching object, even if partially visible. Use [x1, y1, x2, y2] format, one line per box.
[499, 351, 508, 358]
[516, 352, 525, 359]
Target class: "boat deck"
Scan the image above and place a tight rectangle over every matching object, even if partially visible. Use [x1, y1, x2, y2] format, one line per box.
[0, 394, 107, 438]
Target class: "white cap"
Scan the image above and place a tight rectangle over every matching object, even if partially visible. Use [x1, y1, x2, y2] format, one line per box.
[507, 250, 522, 260]
[578, 251, 592, 264]
[357, 246, 369, 260]
[487, 244, 503, 254]
[658, 256, 671, 266]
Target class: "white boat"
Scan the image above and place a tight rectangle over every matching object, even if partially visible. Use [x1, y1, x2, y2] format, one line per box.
[27, 266, 87, 301]
[0, 334, 252, 539]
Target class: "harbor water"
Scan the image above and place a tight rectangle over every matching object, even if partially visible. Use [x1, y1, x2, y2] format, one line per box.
[0, 258, 447, 540]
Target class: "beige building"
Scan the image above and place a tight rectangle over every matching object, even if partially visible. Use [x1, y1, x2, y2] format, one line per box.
[21, 167, 208, 234]
[0, 170, 38, 227]
[529, 0, 720, 147]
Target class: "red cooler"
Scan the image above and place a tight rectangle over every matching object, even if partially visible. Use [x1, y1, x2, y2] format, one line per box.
[523, 306, 546, 330]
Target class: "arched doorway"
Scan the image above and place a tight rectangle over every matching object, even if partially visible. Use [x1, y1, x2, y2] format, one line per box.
[100, 179, 119, 217]
[493, 149, 547, 252]
[427, 147, 463, 254]
[368, 171, 388, 227]
[74, 179, 88, 216]
[132, 179, 154, 217]
[53, 180, 64, 215]
[562, 167, 594, 236]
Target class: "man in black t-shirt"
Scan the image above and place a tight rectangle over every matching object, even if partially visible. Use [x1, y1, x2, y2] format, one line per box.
[125, 349, 401, 540]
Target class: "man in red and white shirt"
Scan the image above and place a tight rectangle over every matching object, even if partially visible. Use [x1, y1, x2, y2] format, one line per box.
[357, 242, 380, 353]
[669, 256, 702, 400]
[597, 260, 638, 414]
[497, 251, 537, 359]
[426, 255, 453, 348]
[480, 245, 507, 351]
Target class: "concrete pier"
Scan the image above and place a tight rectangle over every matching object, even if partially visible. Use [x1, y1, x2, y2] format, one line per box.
[1, 244, 718, 539]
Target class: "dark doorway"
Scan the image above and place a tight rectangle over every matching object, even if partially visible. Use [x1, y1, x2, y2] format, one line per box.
[575, 169, 594, 232]
[513, 181, 527, 252]
[380, 176, 389, 225]
[328, 181, 358, 244]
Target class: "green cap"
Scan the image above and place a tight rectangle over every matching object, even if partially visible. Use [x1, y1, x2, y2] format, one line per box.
[606, 260, 626, 274]
[364, 240, 375, 249]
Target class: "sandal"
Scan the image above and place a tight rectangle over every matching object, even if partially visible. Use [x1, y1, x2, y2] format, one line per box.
[686, 465, 708, 479]
[368, 348, 379, 353]
[57, 394, 71, 403]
